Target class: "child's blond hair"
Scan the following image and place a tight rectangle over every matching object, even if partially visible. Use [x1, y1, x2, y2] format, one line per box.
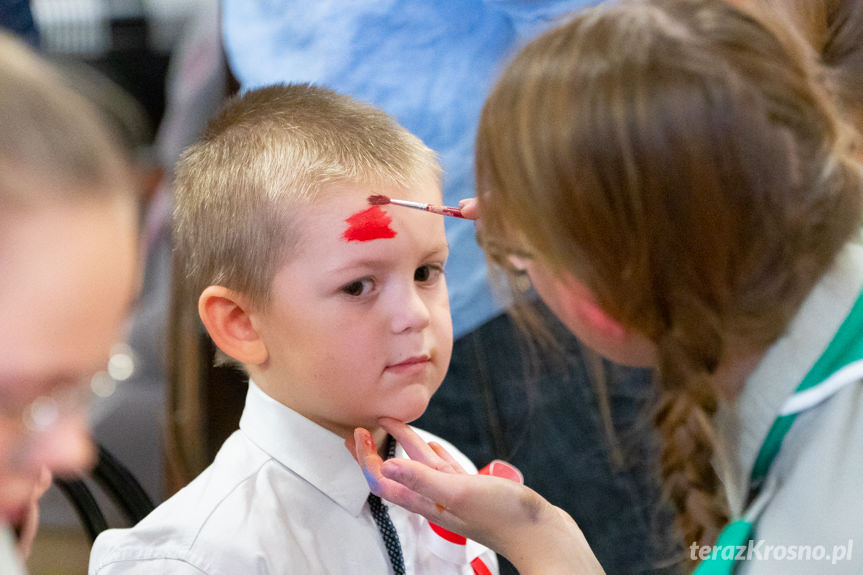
[173, 83, 441, 309]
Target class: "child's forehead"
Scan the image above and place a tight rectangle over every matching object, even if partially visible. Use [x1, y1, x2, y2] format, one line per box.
[318, 177, 441, 202]
[287, 179, 445, 251]
[299, 179, 440, 221]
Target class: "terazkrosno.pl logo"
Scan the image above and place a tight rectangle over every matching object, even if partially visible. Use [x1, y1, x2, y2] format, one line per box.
[690, 539, 854, 565]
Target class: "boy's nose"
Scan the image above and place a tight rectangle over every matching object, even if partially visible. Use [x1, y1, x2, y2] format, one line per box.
[391, 286, 432, 333]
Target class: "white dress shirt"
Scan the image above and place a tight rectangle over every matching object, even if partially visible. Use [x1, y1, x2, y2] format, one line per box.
[89, 381, 497, 574]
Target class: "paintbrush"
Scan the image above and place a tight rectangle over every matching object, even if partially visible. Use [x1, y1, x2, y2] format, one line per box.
[367, 194, 468, 219]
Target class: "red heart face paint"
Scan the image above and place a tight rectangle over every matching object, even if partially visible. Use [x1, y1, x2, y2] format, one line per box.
[342, 206, 397, 242]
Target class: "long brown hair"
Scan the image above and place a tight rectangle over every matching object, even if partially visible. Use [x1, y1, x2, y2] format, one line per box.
[476, 0, 862, 555]
[745, 0, 863, 137]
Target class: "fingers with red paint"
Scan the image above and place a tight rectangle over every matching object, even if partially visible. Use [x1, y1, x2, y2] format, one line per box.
[366, 439, 602, 574]
[351, 421, 602, 573]
[351, 427, 428, 507]
[381, 459, 604, 574]
[352, 427, 384, 494]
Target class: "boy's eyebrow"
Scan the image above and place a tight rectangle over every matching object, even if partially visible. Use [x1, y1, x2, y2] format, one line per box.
[424, 242, 451, 257]
[328, 242, 451, 273]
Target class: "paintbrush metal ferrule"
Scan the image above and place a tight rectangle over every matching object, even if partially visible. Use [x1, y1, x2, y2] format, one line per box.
[388, 198, 428, 210]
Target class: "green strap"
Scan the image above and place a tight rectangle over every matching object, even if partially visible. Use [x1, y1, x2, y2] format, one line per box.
[695, 287, 863, 575]
[749, 287, 863, 490]
[693, 520, 753, 574]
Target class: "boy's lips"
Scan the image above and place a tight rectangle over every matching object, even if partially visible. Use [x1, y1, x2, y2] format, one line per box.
[386, 355, 431, 372]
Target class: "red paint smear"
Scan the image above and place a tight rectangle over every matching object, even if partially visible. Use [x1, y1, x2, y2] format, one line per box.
[342, 206, 397, 242]
[430, 521, 467, 545]
[471, 558, 494, 575]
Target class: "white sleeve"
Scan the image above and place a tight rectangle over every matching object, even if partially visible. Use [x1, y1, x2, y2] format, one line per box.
[92, 557, 211, 575]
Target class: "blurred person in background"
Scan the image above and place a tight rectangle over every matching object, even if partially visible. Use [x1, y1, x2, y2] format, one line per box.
[0, 30, 139, 573]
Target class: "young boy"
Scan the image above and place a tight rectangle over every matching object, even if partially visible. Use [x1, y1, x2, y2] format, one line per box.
[89, 84, 498, 574]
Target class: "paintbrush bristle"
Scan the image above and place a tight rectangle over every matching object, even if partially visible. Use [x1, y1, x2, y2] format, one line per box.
[367, 194, 391, 206]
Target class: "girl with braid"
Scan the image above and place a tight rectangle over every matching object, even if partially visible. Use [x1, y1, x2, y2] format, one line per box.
[352, 0, 863, 573]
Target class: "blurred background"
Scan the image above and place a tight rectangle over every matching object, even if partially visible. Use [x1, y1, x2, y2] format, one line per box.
[3, 1, 216, 573]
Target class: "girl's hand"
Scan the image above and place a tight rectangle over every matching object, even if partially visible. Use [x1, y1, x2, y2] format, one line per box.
[457, 198, 479, 220]
[350, 418, 606, 575]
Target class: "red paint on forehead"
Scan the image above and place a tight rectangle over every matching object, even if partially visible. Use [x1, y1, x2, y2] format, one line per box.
[342, 206, 397, 242]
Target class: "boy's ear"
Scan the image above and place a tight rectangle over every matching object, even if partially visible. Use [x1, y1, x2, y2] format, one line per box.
[198, 286, 268, 366]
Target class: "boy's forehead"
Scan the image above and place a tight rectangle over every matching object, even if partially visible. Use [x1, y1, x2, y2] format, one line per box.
[285, 182, 445, 261]
[301, 181, 440, 232]
[295, 201, 399, 247]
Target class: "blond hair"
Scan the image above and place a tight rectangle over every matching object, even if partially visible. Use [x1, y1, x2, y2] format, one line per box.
[0, 31, 130, 205]
[477, 0, 862, 557]
[173, 83, 440, 309]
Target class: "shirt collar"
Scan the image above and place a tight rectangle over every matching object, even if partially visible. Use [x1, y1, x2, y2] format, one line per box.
[715, 242, 863, 512]
[239, 380, 371, 516]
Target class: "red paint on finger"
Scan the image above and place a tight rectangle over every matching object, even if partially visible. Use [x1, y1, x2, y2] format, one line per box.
[355, 428, 383, 492]
[354, 428, 377, 456]
[342, 206, 396, 242]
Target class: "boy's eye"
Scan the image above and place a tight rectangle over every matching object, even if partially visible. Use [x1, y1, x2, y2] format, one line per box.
[414, 264, 443, 283]
[341, 277, 374, 297]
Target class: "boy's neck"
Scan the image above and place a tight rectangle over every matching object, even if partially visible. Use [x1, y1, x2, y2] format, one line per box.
[249, 375, 392, 456]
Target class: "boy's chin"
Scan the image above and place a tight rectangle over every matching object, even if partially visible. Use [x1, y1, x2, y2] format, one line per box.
[380, 399, 433, 427]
